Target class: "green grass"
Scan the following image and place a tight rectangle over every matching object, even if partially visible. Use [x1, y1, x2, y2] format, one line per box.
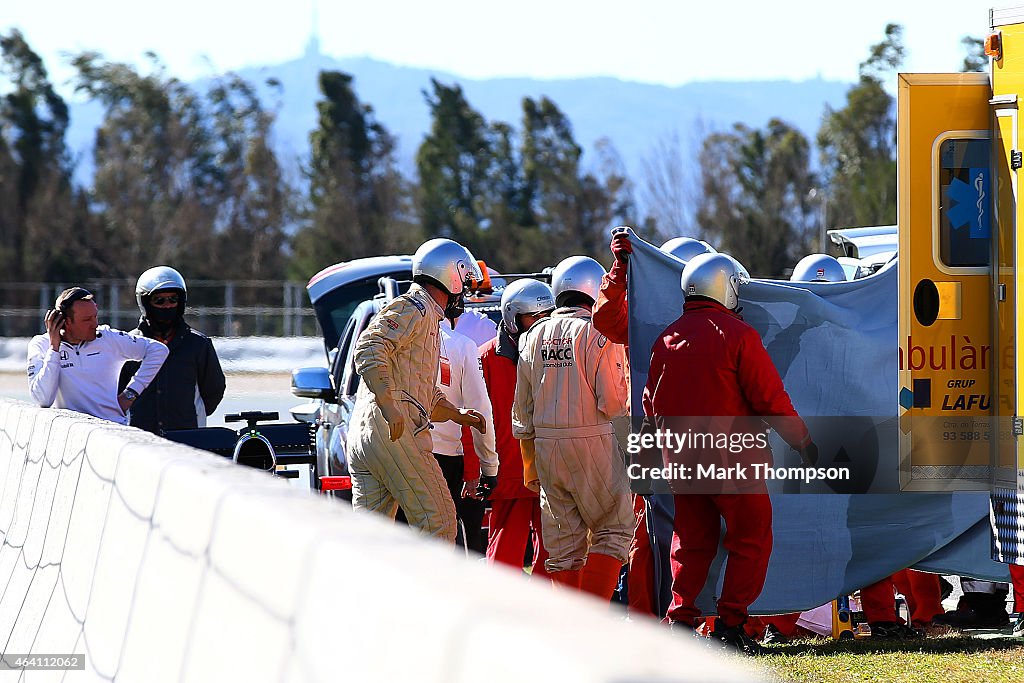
[754, 634, 1024, 682]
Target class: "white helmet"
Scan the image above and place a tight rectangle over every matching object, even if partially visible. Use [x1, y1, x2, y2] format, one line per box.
[551, 256, 606, 307]
[661, 237, 716, 262]
[412, 238, 482, 296]
[681, 253, 750, 310]
[500, 279, 555, 335]
[136, 265, 187, 315]
[791, 254, 847, 283]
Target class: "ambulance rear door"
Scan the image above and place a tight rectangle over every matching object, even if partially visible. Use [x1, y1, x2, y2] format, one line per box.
[897, 73, 992, 491]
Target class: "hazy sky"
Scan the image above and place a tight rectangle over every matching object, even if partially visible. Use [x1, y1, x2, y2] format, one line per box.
[3, 0, 992, 94]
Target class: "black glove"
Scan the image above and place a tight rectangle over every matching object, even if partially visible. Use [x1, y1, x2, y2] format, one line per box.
[610, 231, 633, 263]
[797, 442, 819, 467]
[476, 474, 498, 500]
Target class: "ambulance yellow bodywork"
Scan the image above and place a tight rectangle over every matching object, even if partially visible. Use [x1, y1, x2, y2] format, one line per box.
[897, 8, 1024, 494]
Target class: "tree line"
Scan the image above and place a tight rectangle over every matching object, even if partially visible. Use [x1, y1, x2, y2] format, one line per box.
[0, 27, 984, 283]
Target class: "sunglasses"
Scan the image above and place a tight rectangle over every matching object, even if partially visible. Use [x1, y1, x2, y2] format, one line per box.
[151, 293, 180, 306]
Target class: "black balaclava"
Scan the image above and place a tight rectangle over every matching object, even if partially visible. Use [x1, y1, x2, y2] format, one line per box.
[414, 273, 466, 326]
[444, 291, 466, 326]
[144, 289, 185, 331]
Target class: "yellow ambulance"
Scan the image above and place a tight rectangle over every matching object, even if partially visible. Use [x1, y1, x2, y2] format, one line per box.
[897, 6, 1024, 561]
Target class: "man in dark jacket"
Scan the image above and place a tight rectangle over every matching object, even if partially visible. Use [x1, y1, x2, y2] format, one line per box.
[642, 253, 814, 655]
[120, 266, 226, 434]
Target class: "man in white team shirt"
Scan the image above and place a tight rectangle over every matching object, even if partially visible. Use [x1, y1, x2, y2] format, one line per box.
[27, 287, 169, 425]
[433, 317, 499, 552]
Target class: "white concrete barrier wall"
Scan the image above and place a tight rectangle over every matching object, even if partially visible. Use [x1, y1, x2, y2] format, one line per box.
[0, 399, 762, 682]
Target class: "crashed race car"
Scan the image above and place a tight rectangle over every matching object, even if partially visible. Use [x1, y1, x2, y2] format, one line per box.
[290, 256, 549, 499]
[159, 257, 424, 487]
[163, 253, 543, 494]
[163, 410, 318, 486]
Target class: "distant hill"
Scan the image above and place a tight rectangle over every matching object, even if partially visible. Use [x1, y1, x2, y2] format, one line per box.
[65, 48, 853, 194]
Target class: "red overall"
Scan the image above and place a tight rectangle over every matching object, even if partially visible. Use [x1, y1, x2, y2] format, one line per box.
[862, 570, 944, 626]
[1012, 564, 1024, 613]
[643, 299, 810, 628]
[479, 331, 549, 578]
[745, 613, 806, 639]
[593, 259, 656, 616]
